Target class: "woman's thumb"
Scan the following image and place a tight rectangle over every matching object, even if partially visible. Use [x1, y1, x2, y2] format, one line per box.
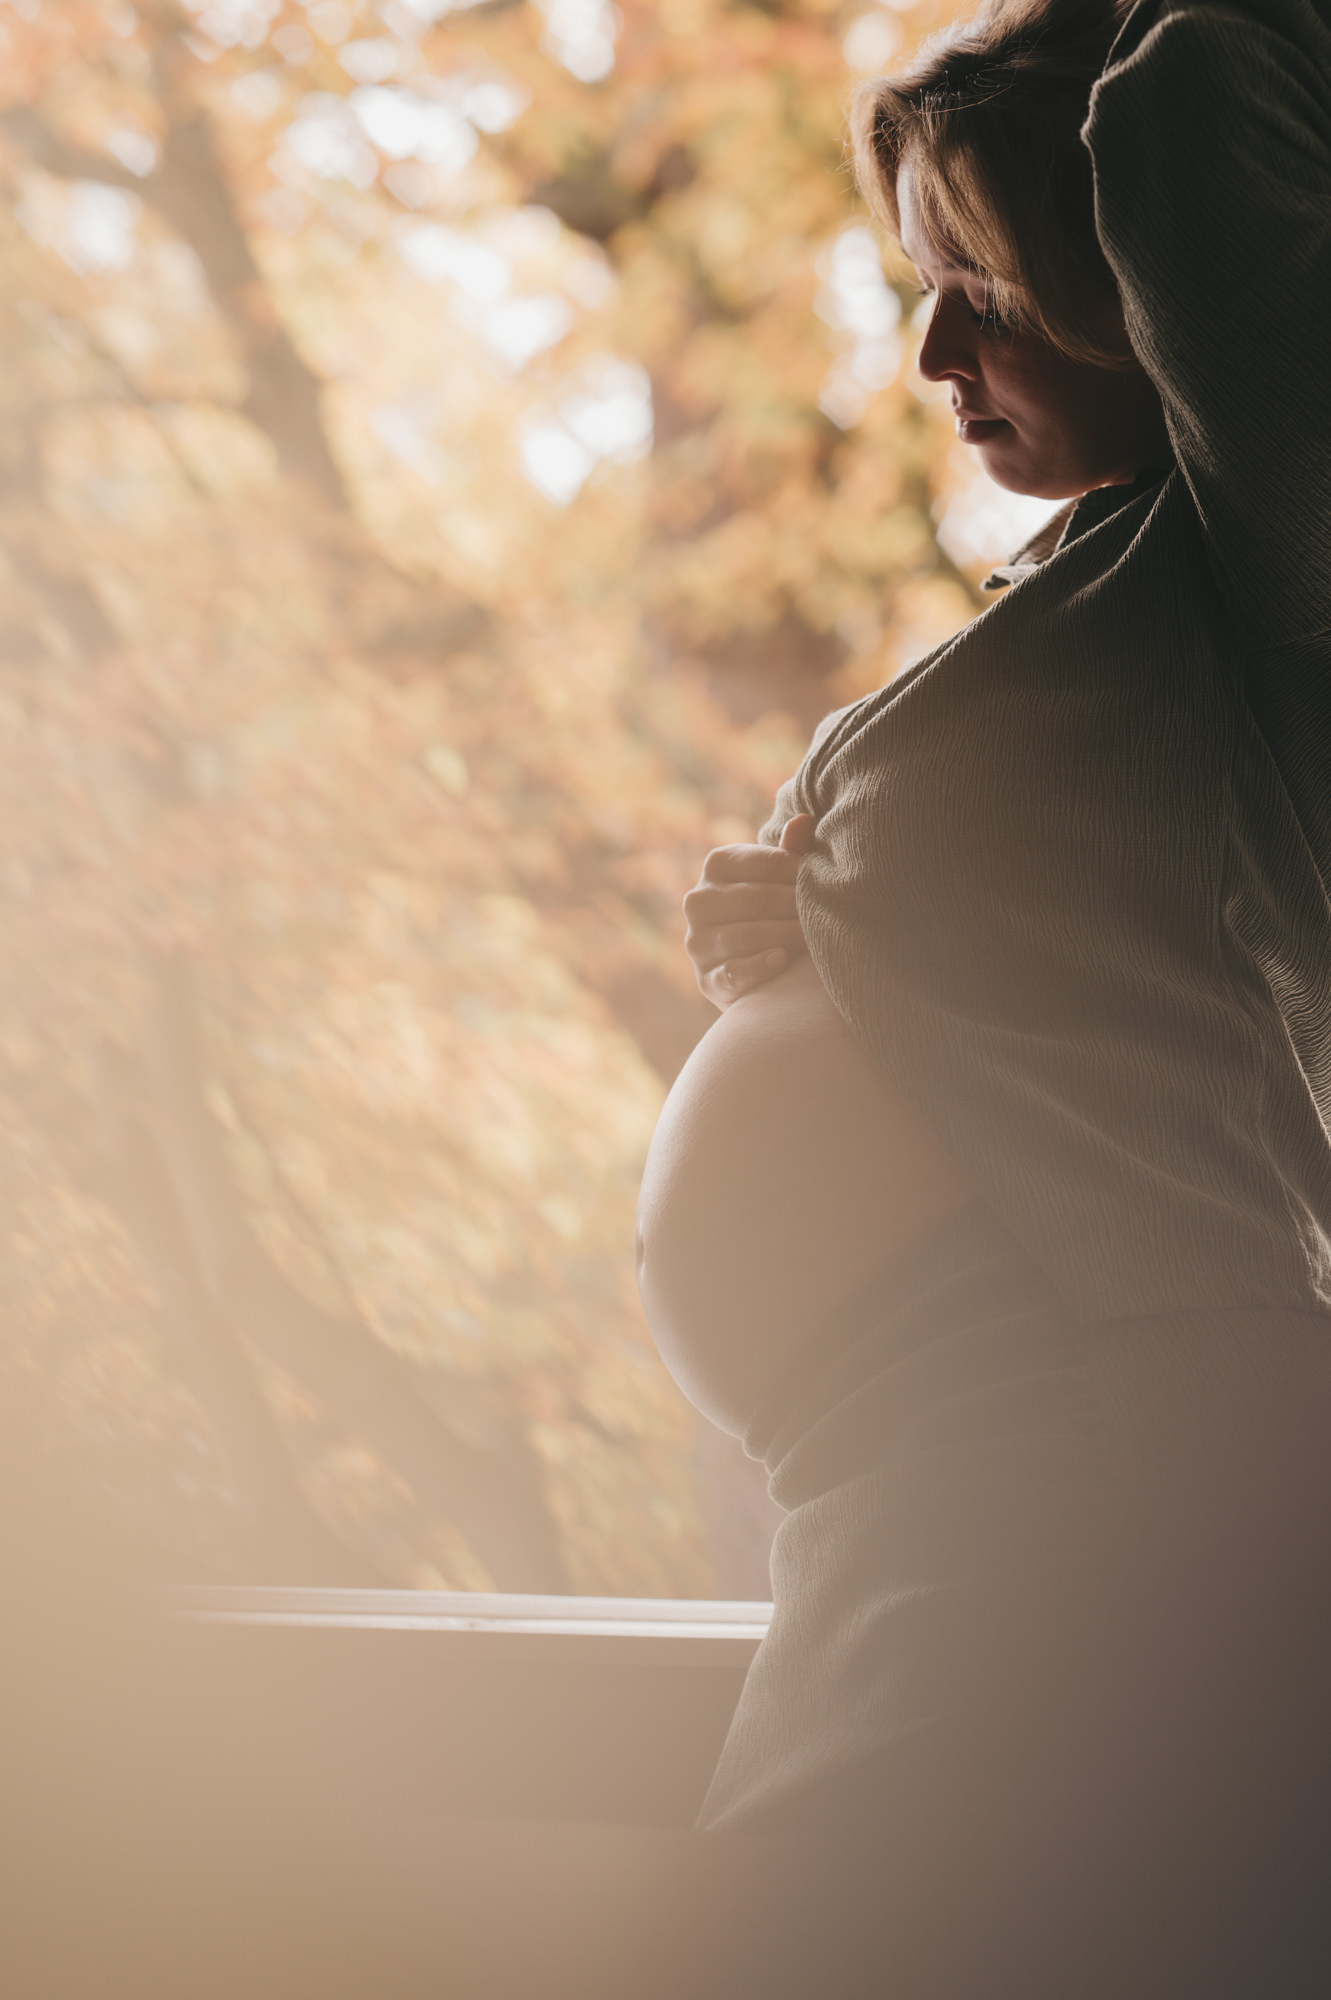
[779, 813, 817, 855]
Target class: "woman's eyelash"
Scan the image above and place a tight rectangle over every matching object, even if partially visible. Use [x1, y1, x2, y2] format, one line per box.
[969, 302, 1010, 332]
[947, 289, 1008, 331]
[914, 283, 1010, 334]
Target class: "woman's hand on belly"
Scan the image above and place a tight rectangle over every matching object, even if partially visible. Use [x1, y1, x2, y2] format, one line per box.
[684, 815, 816, 1009]
[635, 955, 974, 1436]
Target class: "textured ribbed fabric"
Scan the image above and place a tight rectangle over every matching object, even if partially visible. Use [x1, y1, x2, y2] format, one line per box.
[702, 0, 1331, 1864]
[763, 0, 1331, 1325]
[699, 1204, 1331, 1837]
[698, 1203, 1098, 1831]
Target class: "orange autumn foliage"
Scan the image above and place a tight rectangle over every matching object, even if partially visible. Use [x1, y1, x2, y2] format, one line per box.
[0, 0, 1010, 1593]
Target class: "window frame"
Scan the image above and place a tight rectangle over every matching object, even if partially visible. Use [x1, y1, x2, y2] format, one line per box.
[172, 1587, 772, 1827]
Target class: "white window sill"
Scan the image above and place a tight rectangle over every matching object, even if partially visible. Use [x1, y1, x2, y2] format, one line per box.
[174, 1587, 772, 1668]
[168, 1588, 768, 1824]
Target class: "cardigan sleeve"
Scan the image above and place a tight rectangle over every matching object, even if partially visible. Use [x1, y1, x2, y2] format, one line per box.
[758, 701, 859, 847]
[1084, 0, 1331, 646]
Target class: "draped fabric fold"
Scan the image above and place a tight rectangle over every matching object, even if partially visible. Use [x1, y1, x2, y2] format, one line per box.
[700, 1205, 1331, 1843]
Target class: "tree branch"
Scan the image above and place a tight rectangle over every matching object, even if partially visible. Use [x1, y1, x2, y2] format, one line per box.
[1, 100, 350, 507]
[0, 107, 147, 191]
[95, 1050, 386, 1584]
[135, 954, 570, 1591]
[3, 90, 492, 658]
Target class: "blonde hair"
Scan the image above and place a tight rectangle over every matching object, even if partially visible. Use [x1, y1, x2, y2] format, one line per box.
[850, 0, 1135, 366]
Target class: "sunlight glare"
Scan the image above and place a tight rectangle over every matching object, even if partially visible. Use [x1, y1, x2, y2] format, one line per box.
[521, 422, 596, 505]
[351, 84, 478, 171]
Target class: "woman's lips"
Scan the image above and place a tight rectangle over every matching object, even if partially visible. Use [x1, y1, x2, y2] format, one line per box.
[955, 414, 1009, 444]
[955, 414, 1007, 446]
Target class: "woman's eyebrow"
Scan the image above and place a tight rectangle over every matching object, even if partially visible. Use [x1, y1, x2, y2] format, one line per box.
[912, 268, 985, 295]
[910, 252, 981, 287]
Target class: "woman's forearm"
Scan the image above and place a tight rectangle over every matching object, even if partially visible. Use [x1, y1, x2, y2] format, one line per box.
[1085, 1, 1331, 644]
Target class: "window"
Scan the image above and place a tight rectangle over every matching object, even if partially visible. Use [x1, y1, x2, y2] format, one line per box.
[2, 0, 1018, 1600]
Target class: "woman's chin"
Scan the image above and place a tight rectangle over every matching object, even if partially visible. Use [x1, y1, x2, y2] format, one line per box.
[977, 438, 1114, 504]
[976, 441, 1074, 502]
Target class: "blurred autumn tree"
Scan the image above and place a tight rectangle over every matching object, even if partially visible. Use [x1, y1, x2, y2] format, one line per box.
[0, 0, 1041, 1594]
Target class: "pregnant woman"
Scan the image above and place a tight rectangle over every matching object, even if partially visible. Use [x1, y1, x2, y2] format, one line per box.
[637, 0, 1331, 1981]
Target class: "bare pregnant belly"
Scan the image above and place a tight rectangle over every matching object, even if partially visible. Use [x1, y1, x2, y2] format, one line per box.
[636, 957, 973, 1436]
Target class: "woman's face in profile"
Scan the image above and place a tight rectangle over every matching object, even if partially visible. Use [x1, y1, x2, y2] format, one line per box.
[897, 163, 1168, 501]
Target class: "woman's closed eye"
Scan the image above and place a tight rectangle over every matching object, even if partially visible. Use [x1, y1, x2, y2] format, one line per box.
[970, 298, 1013, 334]
[915, 280, 1011, 335]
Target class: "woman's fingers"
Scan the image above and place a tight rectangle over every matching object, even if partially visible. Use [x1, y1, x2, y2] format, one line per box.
[698, 949, 791, 1009]
[778, 813, 817, 855]
[690, 918, 805, 967]
[697, 842, 801, 887]
[691, 923, 807, 1007]
[683, 879, 799, 932]
[684, 822, 817, 1005]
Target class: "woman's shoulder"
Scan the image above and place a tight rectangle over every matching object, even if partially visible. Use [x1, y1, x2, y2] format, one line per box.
[788, 476, 1236, 931]
[819, 480, 1213, 758]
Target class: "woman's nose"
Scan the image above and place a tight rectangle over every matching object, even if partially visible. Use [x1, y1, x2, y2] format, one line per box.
[917, 296, 979, 385]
